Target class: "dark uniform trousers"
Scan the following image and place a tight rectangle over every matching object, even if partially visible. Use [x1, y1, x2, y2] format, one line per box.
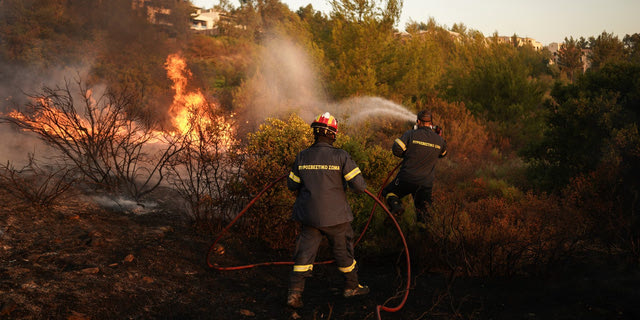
[289, 222, 358, 292]
[287, 140, 366, 293]
[383, 178, 433, 224]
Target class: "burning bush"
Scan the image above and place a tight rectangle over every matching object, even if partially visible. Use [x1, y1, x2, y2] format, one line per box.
[1, 79, 183, 200]
[165, 99, 245, 230]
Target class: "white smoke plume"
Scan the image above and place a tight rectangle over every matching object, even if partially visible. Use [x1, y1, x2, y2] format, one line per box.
[241, 35, 416, 127]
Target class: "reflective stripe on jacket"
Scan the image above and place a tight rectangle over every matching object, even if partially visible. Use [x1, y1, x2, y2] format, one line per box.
[287, 141, 366, 227]
[392, 126, 446, 187]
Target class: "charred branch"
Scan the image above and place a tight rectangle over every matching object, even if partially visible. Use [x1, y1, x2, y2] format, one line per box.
[1, 78, 184, 200]
[0, 154, 75, 207]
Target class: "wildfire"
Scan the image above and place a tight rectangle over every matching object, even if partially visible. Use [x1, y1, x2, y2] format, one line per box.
[3, 54, 234, 152]
[164, 53, 235, 149]
[6, 97, 94, 141]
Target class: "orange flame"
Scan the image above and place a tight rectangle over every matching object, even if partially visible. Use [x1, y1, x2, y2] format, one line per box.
[6, 97, 94, 141]
[164, 53, 234, 149]
[4, 54, 234, 151]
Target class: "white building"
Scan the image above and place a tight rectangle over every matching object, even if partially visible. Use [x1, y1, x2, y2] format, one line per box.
[191, 9, 221, 33]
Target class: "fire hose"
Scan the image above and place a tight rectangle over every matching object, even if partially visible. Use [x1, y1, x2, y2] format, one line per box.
[206, 163, 410, 319]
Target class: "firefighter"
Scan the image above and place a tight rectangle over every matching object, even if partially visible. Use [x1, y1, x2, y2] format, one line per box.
[382, 110, 447, 225]
[286, 112, 369, 309]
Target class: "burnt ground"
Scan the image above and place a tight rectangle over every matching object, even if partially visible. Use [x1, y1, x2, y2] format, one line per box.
[1, 188, 640, 320]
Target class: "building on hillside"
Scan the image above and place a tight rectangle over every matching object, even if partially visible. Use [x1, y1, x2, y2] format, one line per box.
[495, 35, 543, 50]
[581, 48, 592, 72]
[546, 42, 592, 71]
[190, 8, 223, 35]
[548, 42, 563, 65]
[132, 0, 190, 26]
[495, 36, 512, 45]
[522, 37, 543, 50]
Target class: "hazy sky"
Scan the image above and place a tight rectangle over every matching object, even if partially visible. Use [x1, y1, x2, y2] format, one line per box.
[192, 0, 639, 45]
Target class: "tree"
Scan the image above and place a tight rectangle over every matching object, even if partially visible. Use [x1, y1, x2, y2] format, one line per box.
[577, 36, 589, 49]
[589, 31, 625, 70]
[451, 22, 467, 35]
[525, 61, 640, 193]
[524, 61, 640, 258]
[441, 40, 549, 149]
[323, 0, 402, 98]
[330, 0, 377, 23]
[511, 33, 519, 47]
[557, 37, 583, 82]
[623, 33, 640, 63]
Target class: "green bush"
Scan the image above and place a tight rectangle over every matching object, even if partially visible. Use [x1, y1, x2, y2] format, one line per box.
[241, 114, 401, 249]
[242, 114, 312, 248]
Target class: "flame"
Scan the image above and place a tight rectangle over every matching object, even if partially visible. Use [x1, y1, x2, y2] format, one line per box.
[6, 97, 93, 141]
[4, 54, 234, 152]
[164, 53, 234, 149]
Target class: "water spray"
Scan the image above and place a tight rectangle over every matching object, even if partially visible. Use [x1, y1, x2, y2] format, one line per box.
[332, 96, 416, 124]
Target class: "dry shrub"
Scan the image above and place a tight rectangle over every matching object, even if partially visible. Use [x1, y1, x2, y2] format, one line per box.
[426, 98, 493, 194]
[165, 100, 245, 231]
[563, 165, 640, 262]
[428, 98, 491, 163]
[427, 190, 583, 276]
[0, 156, 75, 207]
[1, 80, 182, 200]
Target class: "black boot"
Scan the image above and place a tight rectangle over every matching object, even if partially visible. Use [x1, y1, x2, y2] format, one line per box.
[287, 289, 303, 308]
[343, 284, 370, 298]
[387, 196, 404, 217]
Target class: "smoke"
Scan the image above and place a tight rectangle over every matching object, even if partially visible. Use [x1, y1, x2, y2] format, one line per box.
[241, 35, 416, 127]
[0, 62, 91, 111]
[89, 195, 158, 215]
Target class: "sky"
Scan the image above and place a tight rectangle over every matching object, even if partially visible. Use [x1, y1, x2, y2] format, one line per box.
[191, 0, 640, 45]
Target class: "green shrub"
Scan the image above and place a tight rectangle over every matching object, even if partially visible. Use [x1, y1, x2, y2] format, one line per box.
[242, 114, 312, 248]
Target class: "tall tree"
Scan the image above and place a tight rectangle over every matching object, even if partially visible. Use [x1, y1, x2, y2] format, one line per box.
[557, 37, 583, 82]
[589, 31, 625, 70]
[525, 61, 640, 191]
[624, 33, 640, 63]
[323, 0, 402, 98]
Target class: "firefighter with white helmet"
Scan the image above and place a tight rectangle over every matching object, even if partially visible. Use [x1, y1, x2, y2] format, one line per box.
[286, 112, 369, 309]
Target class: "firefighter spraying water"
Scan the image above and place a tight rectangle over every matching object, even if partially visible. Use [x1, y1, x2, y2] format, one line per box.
[382, 110, 447, 225]
[204, 110, 448, 319]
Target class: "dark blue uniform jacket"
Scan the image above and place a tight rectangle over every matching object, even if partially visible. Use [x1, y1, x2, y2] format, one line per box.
[287, 141, 366, 228]
[392, 126, 447, 187]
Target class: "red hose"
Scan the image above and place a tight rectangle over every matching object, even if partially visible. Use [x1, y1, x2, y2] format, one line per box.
[205, 174, 289, 270]
[206, 166, 410, 319]
[364, 189, 411, 317]
[355, 162, 401, 245]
